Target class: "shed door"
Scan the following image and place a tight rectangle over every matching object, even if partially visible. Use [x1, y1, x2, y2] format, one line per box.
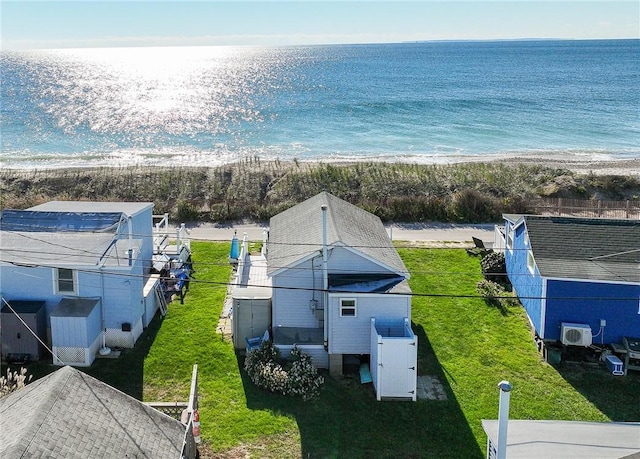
[380, 339, 417, 399]
[1, 321, 32, 357]
[233, 299, 271, 349]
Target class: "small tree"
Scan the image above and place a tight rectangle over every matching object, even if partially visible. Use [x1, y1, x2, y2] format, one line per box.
[0, 367, 32, 397]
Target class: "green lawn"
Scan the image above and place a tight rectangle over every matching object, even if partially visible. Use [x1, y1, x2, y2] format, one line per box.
[18, 242, 640, 458]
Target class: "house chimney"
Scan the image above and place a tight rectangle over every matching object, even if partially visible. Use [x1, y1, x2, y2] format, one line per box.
[496, 380, 512, 459]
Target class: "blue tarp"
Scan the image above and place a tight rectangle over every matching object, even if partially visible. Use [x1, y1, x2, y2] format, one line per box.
[0, 210, 123, 232]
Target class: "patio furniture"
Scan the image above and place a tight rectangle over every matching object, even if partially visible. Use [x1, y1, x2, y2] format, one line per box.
[246, 329, 270, 353]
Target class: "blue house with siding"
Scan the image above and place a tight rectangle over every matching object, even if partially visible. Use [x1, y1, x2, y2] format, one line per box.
[0, 201, 185, 366]
[503, 214, 640, 346]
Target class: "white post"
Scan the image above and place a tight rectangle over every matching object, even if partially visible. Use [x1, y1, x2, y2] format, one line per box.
[321, 205, 329, 349]
[497, 380, 512, 459]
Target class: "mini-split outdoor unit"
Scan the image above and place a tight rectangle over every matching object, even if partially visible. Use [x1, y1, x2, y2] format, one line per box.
[561, 322, 593, 347]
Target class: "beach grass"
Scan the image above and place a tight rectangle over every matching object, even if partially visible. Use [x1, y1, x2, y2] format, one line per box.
[20, 242, 637, 458]
[2, 160, 640, 224]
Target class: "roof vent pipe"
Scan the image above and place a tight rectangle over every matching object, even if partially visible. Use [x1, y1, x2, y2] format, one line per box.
[127, 215, 133, 251]
[321, 205, 328, 286]
[496, 380, 512, 459]
[321, 204, 328, 349]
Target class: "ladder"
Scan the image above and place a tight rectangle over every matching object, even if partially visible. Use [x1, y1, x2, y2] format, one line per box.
[155, 282, 168, 316]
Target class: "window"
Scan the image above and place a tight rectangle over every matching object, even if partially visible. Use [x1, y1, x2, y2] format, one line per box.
[340, 299, 356, 317]
[55, 268, 77, 294]
[506, 226, 514, 252]
[527, 250, 536, 274]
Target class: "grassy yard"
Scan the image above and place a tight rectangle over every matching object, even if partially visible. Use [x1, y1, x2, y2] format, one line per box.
[17, 242, 640, 458]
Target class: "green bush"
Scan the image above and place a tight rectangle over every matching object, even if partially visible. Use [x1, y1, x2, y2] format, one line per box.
[174, 199, 200, 222]
[480, 251, 508, 285]
[244, 340, 324, 401]
[449, 188, 501, 222]
[477, 279, 520, 310]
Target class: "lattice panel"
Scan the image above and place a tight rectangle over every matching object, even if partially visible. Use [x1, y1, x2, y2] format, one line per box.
[56, 347, 86, 364]
[104, 329, 134, 348]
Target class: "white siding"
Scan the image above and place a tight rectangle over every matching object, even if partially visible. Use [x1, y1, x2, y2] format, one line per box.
[327, 293, 411, 354]
[328, 247, 393, 274]
[271, 247, 402, 329]
[272, 258, 322, 328]
[277, 344, 329, 369]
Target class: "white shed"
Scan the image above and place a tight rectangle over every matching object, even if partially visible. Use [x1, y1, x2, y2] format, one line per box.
[51, 298, 102, 367]
[370, 318, 417, 401]
[231, 287, 271, 350]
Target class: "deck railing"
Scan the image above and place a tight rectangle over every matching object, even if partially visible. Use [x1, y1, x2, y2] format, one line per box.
[530, 198, 640, 219]
[153, 213, 191, 255]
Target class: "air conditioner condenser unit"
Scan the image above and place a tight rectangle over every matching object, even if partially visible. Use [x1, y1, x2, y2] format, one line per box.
[561, 323, 592, 347]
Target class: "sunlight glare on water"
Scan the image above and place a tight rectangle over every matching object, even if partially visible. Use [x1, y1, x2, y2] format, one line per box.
[43, 46, 272, 139]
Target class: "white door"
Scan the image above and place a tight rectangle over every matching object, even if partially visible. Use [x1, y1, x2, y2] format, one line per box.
[380, 339, 417, 399]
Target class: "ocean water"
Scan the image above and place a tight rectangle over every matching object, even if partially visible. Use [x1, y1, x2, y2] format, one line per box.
[1, 40, 638, 169]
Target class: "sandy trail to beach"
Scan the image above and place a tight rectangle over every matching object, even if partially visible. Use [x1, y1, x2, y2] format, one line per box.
[186, 222, 496, 245]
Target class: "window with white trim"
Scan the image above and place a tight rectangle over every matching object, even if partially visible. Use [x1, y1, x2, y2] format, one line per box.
[340, 299, 356, 317]
[527, 250, 536, 274]
[506, 226, 514, 252]
[55, 268, 77, 294]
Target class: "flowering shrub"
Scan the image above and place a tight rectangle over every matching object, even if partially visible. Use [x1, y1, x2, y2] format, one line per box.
[0, 367, 32, 397]
[244, 340, 324, 401]
[287, 346, 324, 401]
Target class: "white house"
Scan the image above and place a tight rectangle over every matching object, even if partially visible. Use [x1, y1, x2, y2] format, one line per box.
[0, 201, 189, 366]
[233, 192, 418, 400]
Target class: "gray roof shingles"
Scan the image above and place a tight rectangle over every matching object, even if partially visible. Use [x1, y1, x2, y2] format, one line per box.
[267, 192, 408, 277]
[524, 216, 640, 283]
[0, 366, 186, 458]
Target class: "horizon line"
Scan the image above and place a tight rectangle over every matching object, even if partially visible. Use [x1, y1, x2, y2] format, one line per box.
[3, 37, 639, 52]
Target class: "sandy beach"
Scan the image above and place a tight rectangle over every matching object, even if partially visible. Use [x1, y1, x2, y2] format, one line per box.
[499, 157, 640, 176]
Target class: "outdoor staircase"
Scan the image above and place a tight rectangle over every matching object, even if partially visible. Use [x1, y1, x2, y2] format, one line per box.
[155, 283, 168, 316]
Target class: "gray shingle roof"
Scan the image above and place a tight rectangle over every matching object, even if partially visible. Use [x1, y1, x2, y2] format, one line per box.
[523, 216, 640, 283]
[0, 366, 186, 459]
[267, 192, 408, 277]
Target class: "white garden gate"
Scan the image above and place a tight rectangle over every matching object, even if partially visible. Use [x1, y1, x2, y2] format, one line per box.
[370, 317, 417, 401]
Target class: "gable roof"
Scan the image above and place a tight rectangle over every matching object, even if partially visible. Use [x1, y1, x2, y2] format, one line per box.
[0, 366, 186, 458]
[267, 192, 408, 277]
[519, 215, 640, 283]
